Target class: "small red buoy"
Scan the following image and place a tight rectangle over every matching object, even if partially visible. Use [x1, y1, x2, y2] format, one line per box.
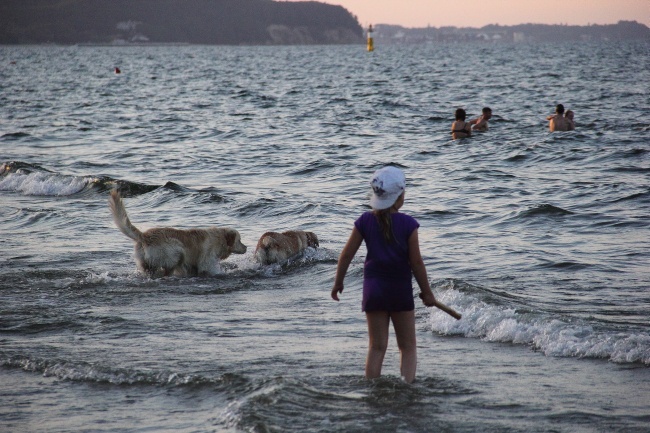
[114, 67, 121, 74]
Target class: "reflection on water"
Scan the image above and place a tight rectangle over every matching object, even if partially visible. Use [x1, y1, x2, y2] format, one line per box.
[0, 42, 649, 432]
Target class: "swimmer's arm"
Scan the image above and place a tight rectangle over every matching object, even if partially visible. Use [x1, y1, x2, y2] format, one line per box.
[331, 226, 363, 301]
[408, 229, 436, 306]
[471, 117, 486, 130]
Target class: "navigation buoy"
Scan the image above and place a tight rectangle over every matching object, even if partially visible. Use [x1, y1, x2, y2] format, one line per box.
[367, 24, 374, 52]
[114, 67, 121, 74]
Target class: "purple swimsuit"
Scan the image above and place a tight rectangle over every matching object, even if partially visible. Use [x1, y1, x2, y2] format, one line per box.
[354, 212, 420, 312]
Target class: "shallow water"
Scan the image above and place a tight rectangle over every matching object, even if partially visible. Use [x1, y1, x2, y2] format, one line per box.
[1, 42, 649, 432]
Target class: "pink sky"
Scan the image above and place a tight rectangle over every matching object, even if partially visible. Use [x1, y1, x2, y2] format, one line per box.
[289, 0, 650, 28]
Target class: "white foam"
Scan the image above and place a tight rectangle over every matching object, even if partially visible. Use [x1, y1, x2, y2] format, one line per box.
[224, 246, 327, 276]
[426, 289, 650, 365]
[0, 171, 91, 196]
[35, 272, 119, 290]
[80, 272, 118, 284]
[218, 399, 244, 430]
[7, 356, 199, 385]
[225, 251, 264, 272]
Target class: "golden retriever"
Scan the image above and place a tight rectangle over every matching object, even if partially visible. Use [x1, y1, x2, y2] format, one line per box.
[109, 190, 246, 277]
[254, 230, 319, 265]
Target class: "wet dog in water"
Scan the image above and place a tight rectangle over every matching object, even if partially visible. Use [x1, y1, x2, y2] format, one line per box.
[254, 230, 319, 265]
[109, 190, 246, 277]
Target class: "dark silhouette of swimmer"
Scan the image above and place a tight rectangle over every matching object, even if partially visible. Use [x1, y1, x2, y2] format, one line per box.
[547, 104, 572, 131]
[451, 108, 471, 140]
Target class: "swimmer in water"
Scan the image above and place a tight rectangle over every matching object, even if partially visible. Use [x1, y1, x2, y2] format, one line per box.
[547, 104, 571, 132]
[470, 107, 492, 131]
[451, 108, 471, 140]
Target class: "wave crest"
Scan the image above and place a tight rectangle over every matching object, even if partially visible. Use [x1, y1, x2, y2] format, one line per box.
[427, 281, 650, 365]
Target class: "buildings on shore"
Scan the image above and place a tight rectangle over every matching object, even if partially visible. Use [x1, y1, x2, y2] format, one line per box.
[371, 21, 650, 44]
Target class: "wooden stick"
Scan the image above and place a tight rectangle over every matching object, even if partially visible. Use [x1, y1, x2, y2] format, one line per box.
[433, 300, 462, 320]
[420, 293, 462, 320]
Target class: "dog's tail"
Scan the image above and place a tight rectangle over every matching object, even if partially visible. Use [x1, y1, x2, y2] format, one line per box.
[108, 189, 142, 241]
[254, 235, 276, 264]
[259, 236, 276, 250]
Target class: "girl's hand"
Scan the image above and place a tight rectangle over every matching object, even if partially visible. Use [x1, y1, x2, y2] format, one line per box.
[331, 283, 343, 301]
[418, 291, 436, 307]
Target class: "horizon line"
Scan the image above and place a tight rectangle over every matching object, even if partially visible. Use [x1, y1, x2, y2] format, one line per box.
[367, 20, 647, 29]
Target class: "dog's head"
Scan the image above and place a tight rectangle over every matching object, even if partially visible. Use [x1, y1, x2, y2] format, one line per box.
[225, 228, 247, 255]
[305, 232, 319, 248]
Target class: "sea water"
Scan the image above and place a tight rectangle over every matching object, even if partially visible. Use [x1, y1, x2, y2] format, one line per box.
[0, 42, 649, 432]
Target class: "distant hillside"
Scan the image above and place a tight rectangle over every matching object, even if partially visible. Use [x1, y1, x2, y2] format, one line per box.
[374, 21, 650, 44]
[0, 0, 364, 45]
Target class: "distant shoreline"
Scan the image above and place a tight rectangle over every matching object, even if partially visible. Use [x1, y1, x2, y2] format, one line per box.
[370, 21, 650, 44]
[0, 0, 364, 45]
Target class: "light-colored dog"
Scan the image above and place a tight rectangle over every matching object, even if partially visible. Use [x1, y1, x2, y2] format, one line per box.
[254, 230, 319, 265]
[109, 190, 246, 277]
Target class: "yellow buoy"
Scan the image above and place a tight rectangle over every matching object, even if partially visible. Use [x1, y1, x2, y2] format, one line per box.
[367, 24, 374, 52]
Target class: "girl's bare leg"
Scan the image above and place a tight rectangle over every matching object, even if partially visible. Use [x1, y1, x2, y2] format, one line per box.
[365, 311, 390, 379]
[390, 310, 417, 383]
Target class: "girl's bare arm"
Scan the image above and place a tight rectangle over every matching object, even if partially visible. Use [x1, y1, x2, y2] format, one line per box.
[408, 229, 436, 306]
[331, 227, 363, 301]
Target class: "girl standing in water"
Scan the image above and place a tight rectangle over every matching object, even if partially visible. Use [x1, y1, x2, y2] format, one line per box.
[331, 166, 438, 383]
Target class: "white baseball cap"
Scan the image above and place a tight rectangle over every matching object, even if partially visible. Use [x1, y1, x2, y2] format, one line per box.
[369, 166, 406, 210]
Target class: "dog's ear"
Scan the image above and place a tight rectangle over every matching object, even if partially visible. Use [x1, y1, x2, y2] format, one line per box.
[225, 229, 237, 247]
[307, 232, 319, 248]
